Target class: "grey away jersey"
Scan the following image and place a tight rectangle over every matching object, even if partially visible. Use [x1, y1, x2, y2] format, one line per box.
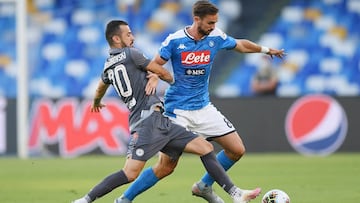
[101, 47, 162, 127]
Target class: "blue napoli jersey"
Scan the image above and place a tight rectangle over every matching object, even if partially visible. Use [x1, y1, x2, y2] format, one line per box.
[159, 27, 237, 117]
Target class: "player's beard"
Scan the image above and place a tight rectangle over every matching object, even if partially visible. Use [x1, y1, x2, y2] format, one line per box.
[121, 41, 134, 48]
[198, 26, 213, 36]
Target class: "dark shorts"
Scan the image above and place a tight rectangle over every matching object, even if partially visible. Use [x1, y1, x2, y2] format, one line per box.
[127, 111, 197, 161]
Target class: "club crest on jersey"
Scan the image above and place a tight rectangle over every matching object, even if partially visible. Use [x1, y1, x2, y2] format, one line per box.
[209, 40, 214, 47]
[181, 51, 210, 65]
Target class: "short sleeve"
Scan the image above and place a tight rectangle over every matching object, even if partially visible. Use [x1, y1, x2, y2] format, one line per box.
[213, 27, 237, 50]
[158, 34, 173, 61]
[101, 71, 111, 84]
[221, 35, 237, 50]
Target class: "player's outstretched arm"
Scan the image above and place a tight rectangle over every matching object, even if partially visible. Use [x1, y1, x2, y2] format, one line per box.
[146, 57, 174, 85]
[91, 79, 109, 112]
[234, 39, 285, 59]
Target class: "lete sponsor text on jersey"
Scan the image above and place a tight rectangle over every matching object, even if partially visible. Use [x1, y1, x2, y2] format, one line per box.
[181, 50, 210, 65]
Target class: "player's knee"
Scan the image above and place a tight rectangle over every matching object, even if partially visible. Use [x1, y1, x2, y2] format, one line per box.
[160, 165, 175, 178]
[195, 140, 214, 156]
[225, 144, 245, 161]
[238, 144, 246, 155]
[153, 162, 176, 178]
[234, 145, 246, 160]
[198, 138, 214, 153]
[124, 171, 140, 182]
[203, 141, 214, 153]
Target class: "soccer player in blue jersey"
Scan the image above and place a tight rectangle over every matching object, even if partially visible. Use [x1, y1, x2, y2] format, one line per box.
[117, 1, 285, 203]
[72, 19, 267, 203]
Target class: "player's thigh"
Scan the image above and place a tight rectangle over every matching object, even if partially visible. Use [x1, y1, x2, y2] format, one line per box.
[130, 113, 172, 161]
[161, 120, 198, 158]
[183, 136, 213, 155]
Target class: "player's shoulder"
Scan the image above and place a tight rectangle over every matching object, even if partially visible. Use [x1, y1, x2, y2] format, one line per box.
[128, 47, 150, 63]
[162, 28, 187, 46]
[209, 27, 229, 40]
[128, 47, 141, 54]
[127, 47, 146, 58]
[168, 29, 187, 40]
[103, 49, 127, 71]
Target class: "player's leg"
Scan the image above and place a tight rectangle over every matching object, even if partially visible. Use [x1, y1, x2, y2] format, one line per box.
[117, 114, 214, 203]
[191, 132, 244, 203]
[175, 104, 253, 202]
[200, 131, 245, 187]
[184, 136, 234, 190]
[119, 152, 178, 202]
[185, 136, 261, 203]
[74, 113, 169, 203]
[116, 113, 186, 202]
[72, 158, 146, 203]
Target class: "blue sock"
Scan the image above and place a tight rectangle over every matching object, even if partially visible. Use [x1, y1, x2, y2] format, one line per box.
[123, 167, 159, 201]
[201, 150, 235, 186]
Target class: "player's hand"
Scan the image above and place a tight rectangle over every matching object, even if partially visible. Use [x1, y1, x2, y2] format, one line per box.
[91, 100, 106, 112]
[267, 48, 286, 59]
[145, 72, 159, 95]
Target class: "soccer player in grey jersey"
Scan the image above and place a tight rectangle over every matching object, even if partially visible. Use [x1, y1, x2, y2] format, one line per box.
[72, 20, 259, 203]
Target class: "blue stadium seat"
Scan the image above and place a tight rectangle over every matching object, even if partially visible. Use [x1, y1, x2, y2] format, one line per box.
[219, 0, 360, 97]
[1, 0, 358, 98]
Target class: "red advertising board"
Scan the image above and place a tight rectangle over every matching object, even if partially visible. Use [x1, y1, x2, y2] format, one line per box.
[29, 98, 130, 157]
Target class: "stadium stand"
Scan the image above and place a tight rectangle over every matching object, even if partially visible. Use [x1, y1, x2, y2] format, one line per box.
[0, 0, 359, 98]
[217, 0, 360, 97]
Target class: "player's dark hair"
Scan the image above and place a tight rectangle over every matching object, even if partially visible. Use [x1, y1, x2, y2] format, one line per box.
[105, 20, 128, 45]
[193, 0, 218, 19]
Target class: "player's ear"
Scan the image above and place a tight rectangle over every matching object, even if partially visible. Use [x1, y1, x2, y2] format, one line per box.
[112, 35, 121, 44]
[194, 16, 200, 23]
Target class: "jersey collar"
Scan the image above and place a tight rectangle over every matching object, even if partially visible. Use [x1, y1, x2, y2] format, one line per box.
[109, 48, 125, 55]
[184, 26, 207, 41]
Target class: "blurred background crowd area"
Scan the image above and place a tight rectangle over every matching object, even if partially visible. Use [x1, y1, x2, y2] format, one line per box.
[0, 0, 360, 98]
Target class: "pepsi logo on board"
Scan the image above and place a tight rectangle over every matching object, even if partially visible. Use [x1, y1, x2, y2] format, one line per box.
[285, 94, 348, 156]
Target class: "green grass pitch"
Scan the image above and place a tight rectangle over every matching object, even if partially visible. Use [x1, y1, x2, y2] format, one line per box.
[1, 153, 359, 203]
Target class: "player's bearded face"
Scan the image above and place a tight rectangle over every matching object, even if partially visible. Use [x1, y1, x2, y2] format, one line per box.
[198, 14, 217, 36]
[122, 35, 134, 47]
[120, 25, 135, 47]
[198, 24, 211, 36]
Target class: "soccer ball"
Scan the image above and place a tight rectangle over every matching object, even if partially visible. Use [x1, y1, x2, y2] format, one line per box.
[261, 189, 290, 203]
